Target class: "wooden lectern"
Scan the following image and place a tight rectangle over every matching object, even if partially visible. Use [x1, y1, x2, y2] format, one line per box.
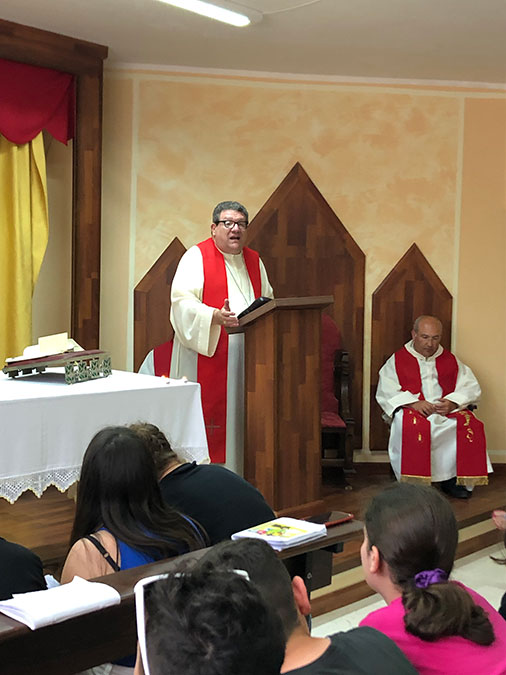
[234, 296, 333, 512]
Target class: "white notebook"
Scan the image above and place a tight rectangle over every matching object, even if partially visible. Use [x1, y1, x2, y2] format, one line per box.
[0, 576, 121, 630]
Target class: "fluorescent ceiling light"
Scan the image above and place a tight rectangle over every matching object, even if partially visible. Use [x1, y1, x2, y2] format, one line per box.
[158, 0, 262, 27]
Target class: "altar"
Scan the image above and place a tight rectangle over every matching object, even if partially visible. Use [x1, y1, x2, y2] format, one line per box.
[0, 369, 209, 503]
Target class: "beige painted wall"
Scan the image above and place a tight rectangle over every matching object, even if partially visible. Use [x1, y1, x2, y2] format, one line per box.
[100, 69, 506, 455]
[457, 98, 506, 459]
[101, 76, 135, 369]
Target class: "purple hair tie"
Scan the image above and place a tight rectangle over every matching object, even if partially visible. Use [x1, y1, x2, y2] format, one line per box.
[414, 568, 448, 588]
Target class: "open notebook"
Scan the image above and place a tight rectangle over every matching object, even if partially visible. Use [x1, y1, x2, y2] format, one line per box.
[0, 576, 121, 630]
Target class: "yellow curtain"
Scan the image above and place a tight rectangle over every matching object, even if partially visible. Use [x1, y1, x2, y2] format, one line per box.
[0, 132, 49, 365]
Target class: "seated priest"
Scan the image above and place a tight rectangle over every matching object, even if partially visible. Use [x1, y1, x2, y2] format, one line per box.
[139, 200, 273, 474]
[130, 422, 275, 545]
[376, 315, 491, 499]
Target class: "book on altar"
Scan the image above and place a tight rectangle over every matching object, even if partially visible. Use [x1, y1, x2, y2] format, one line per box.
[231, 517, 327, 551]
[0, 576, 121, 630]
[5, 332, 84, 363]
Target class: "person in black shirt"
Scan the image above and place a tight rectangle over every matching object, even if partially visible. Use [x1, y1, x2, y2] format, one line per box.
[139, 564, 285, 675]
[198, 539, 418, 675]
[130, 423, 274, 544]
[0, 537, 46, 600]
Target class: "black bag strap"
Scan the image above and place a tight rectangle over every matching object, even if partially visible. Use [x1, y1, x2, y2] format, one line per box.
[84, 534, 121, 572]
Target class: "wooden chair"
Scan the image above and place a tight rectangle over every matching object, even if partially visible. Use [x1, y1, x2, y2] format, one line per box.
[321, 314, 355, 483]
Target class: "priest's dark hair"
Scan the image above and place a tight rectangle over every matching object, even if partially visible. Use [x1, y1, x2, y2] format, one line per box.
[68, 426, 204, 559]
[145, 564, 285, 675]
[129, 422, 179, 478]
[197, 538, 299, 639]
[365, 483, 494, 645]
[212, 200, 249, 224]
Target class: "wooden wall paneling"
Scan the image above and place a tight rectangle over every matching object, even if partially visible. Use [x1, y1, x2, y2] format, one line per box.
[0, 19, 107, 75]
[248, 163, 365, 447]
[0, 18, 108, 349]
[72, 72, 103, 349]
[133, 238, 187, 371]
[0, 19, 108, 75]
[369, 243, 453, 450]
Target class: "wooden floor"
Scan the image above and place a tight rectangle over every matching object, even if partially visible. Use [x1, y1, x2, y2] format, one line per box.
[322, 463, 506, 529]
[0, 487, 76, 574]
[321, 464, 506, 573]
[1, 464, 504, 579]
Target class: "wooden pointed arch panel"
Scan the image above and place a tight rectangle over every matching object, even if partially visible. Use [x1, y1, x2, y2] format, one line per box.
[247, 163, 365, 447]
[369, 243, 452, 451]
[134, 237, 186, 371]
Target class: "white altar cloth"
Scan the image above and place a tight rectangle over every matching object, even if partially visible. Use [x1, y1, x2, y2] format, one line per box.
[0, 369, 209, 503]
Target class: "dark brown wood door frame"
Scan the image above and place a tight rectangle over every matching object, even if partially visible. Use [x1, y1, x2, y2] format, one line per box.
[0, 19, 108, 349]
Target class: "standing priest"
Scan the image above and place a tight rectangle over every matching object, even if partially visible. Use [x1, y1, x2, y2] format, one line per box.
[168, 200, 273, 471]
[376, 315, 491, 498]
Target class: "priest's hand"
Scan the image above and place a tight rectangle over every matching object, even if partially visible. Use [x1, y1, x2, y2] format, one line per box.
[212, 299, 239, 328]
[407, 400, 435, 417]
[434, 399, 458, 416]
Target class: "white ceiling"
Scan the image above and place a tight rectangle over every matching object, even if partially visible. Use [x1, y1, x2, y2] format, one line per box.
[1, 0, 505, 85]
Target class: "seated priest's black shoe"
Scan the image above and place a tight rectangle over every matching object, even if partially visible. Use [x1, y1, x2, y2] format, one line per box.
[440, 477, 471, 499]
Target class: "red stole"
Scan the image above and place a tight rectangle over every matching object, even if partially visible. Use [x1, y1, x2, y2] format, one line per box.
[394, 346, 487, 485]
[153, 340, 173, 377]
[197, 238, 261, 463]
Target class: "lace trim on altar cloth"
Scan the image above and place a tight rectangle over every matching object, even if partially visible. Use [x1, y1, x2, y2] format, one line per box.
[0, 467, 81, 504]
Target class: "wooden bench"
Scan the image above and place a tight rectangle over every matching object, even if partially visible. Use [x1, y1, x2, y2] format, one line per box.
[0, 519, 362, 675]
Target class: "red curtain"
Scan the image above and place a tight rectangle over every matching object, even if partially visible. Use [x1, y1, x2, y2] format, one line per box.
[0, 58, 75, 145]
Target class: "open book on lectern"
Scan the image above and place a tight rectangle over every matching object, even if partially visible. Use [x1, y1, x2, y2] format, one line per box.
[236, 296, 272, 320]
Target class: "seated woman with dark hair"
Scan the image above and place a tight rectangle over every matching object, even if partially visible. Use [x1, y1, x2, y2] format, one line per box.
[359, 483, 506, 674]
[61, 426, 206, 674]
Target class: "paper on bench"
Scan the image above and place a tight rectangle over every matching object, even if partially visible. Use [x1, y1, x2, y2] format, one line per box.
[0, 576, 121, 630]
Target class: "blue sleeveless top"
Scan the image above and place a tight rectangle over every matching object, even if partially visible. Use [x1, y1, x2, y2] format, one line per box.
[99, 517, 206, 668]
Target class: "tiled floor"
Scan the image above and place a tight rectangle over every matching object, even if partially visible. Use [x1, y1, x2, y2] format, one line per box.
[312, 543, 506, 636]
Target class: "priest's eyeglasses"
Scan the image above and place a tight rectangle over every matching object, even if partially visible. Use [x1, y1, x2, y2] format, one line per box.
[217, 219, 249, 229]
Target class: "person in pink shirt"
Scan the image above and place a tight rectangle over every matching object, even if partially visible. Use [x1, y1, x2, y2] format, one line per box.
[491, 507, 506, 620]
[359, 483, 506, 675]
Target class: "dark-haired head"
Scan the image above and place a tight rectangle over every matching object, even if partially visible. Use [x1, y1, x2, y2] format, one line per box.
[129, 422, 179, 478]
[364, 482, 457, 588]
[145, 566, 285, 675]
[198, 538, 299, 638]
[363, 483, 494, 645]
[212, 200, 248, 224]
[69, 426, 202, 558]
